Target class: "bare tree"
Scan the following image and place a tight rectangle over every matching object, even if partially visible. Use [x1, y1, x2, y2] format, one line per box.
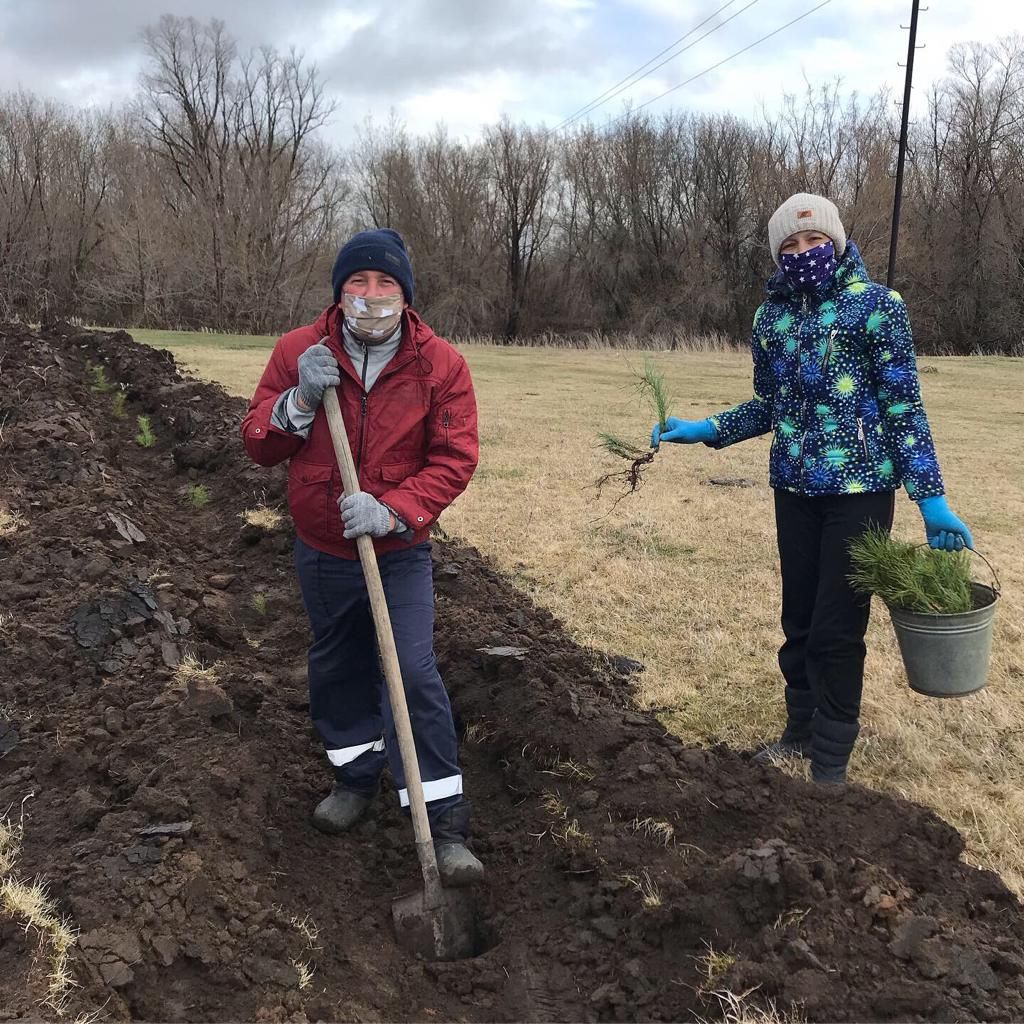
[3, 26, 1024, 352]
[485, 119, 555, 340]
[137, 15, 344, 331]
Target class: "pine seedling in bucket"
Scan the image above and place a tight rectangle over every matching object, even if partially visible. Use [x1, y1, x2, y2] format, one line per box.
[597, 359, 671, 496]
[848, 527, 974, 615]
[848, 527, 1000, 698]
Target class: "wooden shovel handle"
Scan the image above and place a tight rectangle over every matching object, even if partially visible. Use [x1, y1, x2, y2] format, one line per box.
[321, 387, 446, 907]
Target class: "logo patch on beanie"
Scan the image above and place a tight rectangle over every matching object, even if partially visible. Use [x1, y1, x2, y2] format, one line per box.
[797, 209, 813, 219]
[385, 251, 401, 266]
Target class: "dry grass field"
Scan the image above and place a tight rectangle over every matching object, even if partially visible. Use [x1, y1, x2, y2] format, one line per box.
[132, 328, 1024, 893]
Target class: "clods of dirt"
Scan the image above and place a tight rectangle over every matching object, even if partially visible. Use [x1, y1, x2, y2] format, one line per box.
[2, 321, 1024, 1022]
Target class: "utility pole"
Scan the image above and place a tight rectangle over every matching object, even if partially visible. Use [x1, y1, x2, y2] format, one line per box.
[887, 0, 923, 289]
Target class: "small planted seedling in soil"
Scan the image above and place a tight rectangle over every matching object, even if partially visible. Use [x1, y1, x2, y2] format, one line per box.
[251, 593, 269, 616]
[185, 484, 211, 509]
[112, 389, 128, 418]
[597, 358, 671, 498]
[135, 415, 156, 448]
[86, 361, 112, 392]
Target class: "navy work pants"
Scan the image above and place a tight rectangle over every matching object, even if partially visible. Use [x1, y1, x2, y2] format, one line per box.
[294, 538, 463, 819]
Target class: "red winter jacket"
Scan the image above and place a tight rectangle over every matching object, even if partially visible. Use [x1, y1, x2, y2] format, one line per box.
[242, 305, 478, 559]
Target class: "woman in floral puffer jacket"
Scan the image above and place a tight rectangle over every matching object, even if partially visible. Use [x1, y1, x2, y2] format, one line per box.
[652, 193, 973, 785]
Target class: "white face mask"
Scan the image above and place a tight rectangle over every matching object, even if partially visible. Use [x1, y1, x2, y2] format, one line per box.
[341, 293, 403, 344]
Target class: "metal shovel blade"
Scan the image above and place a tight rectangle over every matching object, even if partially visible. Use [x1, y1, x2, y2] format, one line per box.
[392, 886, 478, 961]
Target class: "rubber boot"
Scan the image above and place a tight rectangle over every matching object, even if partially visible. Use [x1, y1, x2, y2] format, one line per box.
[430, 799, 484, 887]
[810, 715, 860, 786]
[312, 783, 374, 834]
[751, 686, 816, 766]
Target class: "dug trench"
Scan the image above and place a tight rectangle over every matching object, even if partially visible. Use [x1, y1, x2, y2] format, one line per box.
[1, 322, 1023, 1023]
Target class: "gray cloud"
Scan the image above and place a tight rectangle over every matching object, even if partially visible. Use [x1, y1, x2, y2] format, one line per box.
[1, 0, 1020, 142]
[319, 0, 581, 97]
[0, 0, 342, 102]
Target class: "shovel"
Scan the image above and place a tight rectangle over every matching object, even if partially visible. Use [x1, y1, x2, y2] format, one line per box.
[321, 386, 477, 961]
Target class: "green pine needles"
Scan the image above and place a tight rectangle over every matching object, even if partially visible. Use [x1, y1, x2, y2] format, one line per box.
[135, 415, 156, 448]
[638, 358, 672, 435]
[597, 433, 648, 461]
[86, 362, 112, 392]
[185, 484, 211, 508]
[597, 359, 671, 496]
[848, 528, 976, 614]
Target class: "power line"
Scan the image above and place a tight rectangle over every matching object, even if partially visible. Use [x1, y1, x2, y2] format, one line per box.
[604, 0, 836, 128]
[553, 0, 761, 133]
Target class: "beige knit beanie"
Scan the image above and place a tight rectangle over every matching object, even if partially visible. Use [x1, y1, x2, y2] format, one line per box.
[768, 193, 846, 266]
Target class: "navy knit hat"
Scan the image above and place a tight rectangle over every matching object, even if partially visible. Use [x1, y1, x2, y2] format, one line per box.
[331, 228, 415, 305]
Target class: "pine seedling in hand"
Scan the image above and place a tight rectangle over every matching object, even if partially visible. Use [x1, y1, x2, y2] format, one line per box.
[596, 358, 671, 497]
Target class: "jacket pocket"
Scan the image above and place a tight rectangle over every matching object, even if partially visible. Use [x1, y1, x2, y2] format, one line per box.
[436, 408, 464, 457]
[288, 462, 337, 540]
[380, 460, 422, 485]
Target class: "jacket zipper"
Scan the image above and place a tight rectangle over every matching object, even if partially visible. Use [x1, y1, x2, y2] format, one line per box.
[357, 395, 368, 469]
[442, 409, 451, 456]
[856, 417, 868, 460]
[797, 293, 810, 484]
[356, 345, 370, 470]
[821, 328, 838, 369]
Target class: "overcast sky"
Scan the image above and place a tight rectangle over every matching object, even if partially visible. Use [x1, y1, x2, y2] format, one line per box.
[0, 0, 1020, 143]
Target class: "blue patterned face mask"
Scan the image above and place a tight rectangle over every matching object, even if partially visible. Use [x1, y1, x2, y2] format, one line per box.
[780, 240, 837, 292]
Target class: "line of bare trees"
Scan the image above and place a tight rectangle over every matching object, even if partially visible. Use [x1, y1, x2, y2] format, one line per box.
[2, 17, 1023, 353]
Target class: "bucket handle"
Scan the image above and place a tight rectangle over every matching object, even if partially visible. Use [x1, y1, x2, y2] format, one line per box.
[915, 543, 1001, 597]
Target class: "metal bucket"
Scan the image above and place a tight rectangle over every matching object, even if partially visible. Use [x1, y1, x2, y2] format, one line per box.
[887, 582, 999, 698]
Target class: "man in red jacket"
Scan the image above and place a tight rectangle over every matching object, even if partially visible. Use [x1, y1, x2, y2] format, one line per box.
[242, 229, 482, 885]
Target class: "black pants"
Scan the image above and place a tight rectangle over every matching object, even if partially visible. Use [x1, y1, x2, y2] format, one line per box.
[774, 489, 895, 731]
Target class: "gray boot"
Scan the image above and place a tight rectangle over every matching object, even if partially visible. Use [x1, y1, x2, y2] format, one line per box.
[430, 800, 484, 887]
[312, 784, 374, 834]
[435, 842, 484, 887]
[752, 685, 816, 766]
[810, 715, 859, 786]
[751, 737, 811, 766]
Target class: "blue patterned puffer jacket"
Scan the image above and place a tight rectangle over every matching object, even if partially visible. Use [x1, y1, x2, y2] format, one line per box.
[709, 242, 944, 500]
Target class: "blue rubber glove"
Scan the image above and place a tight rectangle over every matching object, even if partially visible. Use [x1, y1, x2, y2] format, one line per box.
[918, 495, 974, 552]
[651, 417, 717, 447]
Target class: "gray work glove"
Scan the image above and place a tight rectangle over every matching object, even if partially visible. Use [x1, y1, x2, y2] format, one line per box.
[339, 491, 392, 539]
[296, 339, 340, 411]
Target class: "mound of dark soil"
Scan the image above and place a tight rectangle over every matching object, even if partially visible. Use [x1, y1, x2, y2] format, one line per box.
[2, 321, 1023, 1022]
